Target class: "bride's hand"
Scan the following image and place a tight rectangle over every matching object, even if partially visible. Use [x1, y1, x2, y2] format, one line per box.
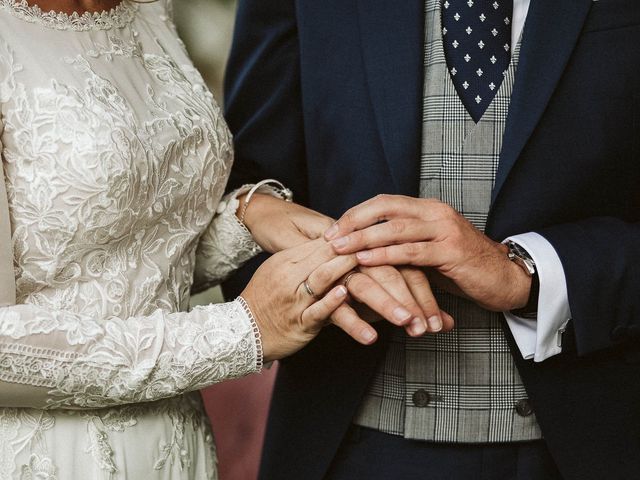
[241, 238, 419, 362]
[240, 193, 333, 253]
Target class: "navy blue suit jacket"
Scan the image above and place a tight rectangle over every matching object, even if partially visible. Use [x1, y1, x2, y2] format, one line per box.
[223, 1, 640, 478]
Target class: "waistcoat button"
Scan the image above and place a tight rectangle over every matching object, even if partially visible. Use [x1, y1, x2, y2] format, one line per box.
[412, 389, 431, 408]
[515, 399, 534, 417]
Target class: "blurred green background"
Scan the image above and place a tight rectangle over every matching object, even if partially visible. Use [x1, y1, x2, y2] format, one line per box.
[174, 0, 237, 105]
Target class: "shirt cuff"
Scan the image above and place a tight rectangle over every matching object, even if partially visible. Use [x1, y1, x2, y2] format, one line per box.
[502, 232, 572, 362]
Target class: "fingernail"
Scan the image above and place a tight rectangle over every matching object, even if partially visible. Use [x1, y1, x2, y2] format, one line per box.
[356, 251, 372, 260]
[428, 315, 443, 332]
[362, 329, 377, 343]
[409, 317, 427, 336]
[331, 236, 349, 249]
[335, 286, 348, 298]
[325, 223, 339, 240]
[393, 307, 412, 323]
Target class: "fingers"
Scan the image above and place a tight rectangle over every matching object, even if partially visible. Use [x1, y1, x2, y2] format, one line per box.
[440, 310, 456, 332]
[324, 195, 449, 240]
[359, 266, 428, 336]
[329, 219, 440, 254]
[399, 267, 452, 333]
[354, 242, 451, 268]
[345, 271, 416, 328]
[328, 303, 378, 345]
[300, 283, 381, 346]
[324, 195, 417, 239]
[298, 254, 358, 303]
[301, 285, 349, 334]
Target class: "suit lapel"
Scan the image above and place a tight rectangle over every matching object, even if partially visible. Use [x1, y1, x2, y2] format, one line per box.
[357, 0, 424, 196]
[492, 0, 593, 204]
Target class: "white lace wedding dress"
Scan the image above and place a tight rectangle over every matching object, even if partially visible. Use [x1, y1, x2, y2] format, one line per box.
[0, 0, 266, 478]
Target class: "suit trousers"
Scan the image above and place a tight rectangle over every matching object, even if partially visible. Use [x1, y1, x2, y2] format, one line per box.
[325, 426, 562, 480]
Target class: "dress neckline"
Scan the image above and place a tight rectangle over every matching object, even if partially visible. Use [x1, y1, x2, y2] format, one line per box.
[0, 0, 138, 31]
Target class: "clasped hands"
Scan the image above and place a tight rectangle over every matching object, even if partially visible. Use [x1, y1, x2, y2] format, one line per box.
[240, 194, 532, 362]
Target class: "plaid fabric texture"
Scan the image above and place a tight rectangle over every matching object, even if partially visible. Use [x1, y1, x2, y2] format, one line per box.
[353, 0, 542, 442]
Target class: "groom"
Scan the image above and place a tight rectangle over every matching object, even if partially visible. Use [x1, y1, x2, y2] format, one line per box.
[224, 0, 640, 479]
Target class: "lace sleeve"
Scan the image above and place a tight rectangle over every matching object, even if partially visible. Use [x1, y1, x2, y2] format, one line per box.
[0, 297, 262, 409]
[192, 189, 262, 293]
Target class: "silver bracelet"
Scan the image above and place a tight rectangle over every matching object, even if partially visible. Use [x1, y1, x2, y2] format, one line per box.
[238, 179, 293, 225]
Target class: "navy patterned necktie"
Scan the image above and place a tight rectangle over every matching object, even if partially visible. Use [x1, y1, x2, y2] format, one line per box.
[441, 0, 514, 122]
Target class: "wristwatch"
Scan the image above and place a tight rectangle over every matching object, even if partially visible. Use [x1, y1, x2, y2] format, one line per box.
[506, 241, 539, 319]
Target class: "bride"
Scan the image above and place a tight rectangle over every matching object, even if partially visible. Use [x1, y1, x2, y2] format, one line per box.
[0, 0, 428, 477]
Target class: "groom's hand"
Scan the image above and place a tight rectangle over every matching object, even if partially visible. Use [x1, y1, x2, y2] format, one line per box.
[325, 195, 532, 312]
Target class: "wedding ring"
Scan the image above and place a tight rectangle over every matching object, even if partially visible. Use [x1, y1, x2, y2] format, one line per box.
[303, 279, 318, 298]
[343, 271, 358, 289]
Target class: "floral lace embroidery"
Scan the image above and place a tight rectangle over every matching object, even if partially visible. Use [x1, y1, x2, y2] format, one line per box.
[0, 0, 137, 31]
[19, 453, 58, 480]
[193, 193, 262, 294]
[0, 409, 56, 480]
[85, 33, 143, 61]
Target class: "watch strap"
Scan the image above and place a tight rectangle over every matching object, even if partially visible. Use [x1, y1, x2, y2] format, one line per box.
[506, 241, 539, 319]
[511, 271, 539, 319]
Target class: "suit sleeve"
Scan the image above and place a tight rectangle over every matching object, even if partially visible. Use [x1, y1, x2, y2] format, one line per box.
[222, 0, 307, 297]
[536, 218, 640, 357]
[224, 0, 307, 199]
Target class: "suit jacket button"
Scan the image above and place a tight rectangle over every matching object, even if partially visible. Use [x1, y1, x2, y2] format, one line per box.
[412, 389, 431, 408]
[515, 399, 533, 417]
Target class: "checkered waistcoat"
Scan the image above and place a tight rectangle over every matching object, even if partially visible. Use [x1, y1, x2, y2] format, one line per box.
[352, 0, 542, 442]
